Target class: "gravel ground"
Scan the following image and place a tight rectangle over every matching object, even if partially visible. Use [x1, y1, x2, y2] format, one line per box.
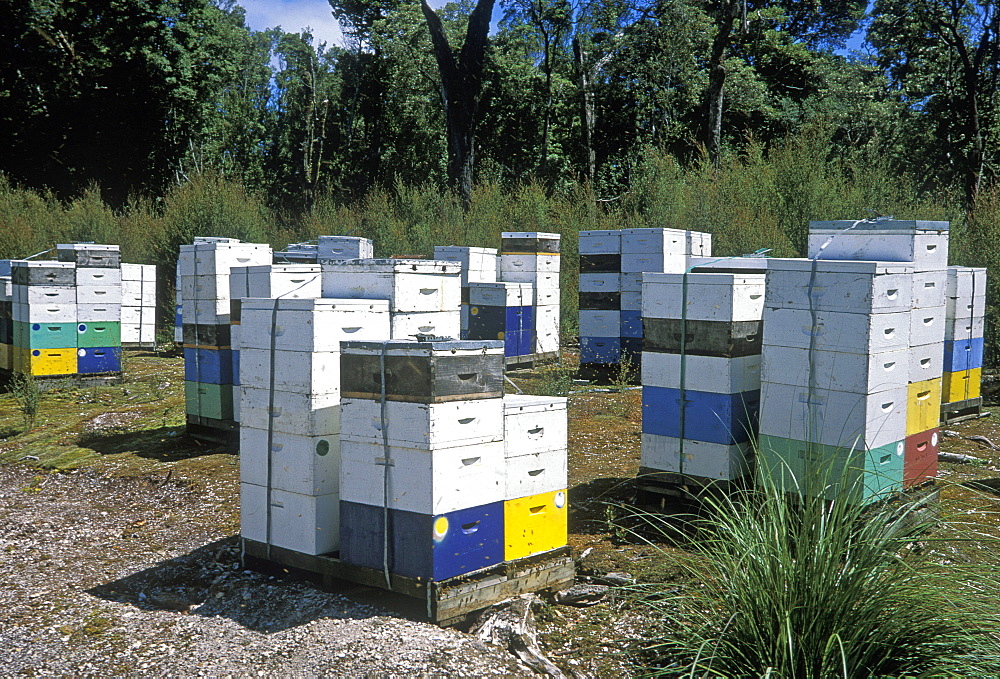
[0, 464, 534, 676]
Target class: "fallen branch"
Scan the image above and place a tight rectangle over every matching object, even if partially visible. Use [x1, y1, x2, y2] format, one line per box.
[939, 451, 980, 464]
[471, 594, 566, 678]
[965, 434, 999, 450]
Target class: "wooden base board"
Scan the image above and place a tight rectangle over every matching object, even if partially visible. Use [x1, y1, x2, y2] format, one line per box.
[0, 369, 123, 391]
[505, 351, 561, 371]
[185, 414, 239, 451]
[941, 397, 990, 425]
[240, 538, 575, 627]
[635, 466, 746, 507]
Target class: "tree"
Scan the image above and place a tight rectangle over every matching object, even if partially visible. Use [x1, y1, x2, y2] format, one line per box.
[870, 0, 1000, 206]
[420, 0, 498, 205]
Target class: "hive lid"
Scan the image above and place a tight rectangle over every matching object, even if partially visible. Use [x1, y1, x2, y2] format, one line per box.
[342, 339, 503, 353]
[321, 258, 461, 274]
[241, 297, 389, 312]
[765, 258, 914, 274]
[643, 272, 766, 285]
[809, 219, 949, 232]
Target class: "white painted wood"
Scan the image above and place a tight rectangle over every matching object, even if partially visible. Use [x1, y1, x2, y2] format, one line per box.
[499, 253, 560, 274]
[759, 381, 906, 449]
[75, 267, 121, 286]
[764, 259, 913, 313]
[14, 285, 76, 305]
[946, 294, 986, 321]
[76, 285, 122, 305]
[945, 315, 985, 339]
[908, 342, 944, 383]
[0, 277, 11, 302]
[13, 302, 77, 323]
[535, 304, 560, 354]
[619, 291, 642, 311]
[620, 272, 643, 292]
[240, 385, 341, 435]
[121, 263, 143, 281]
[341, 340, 504, 361]
[499, 269, 559, 288]
[338, 439, 505, 514]
[121, 324, 156, 344]
[390, 310, 461, 340]
[460, 303, 469, 332]
[505, 449, 568, 499]
[240, 483, 339, 555]
[181, 274, 232, 301]
[640, 434, 751, 480]
[178, 242, 272, 276]
[433, 246, 499, 284]
[240, 298, 390, 352]
[246, 264, 322, 299]
[909, 305, 946, 346]
[642, 353, 762, 393]
[502, 394, 567, 457]
[579, 310, 620, 336]
[240, 426, 341, 495]
[621, 228, 712, 256]
[317, 236, 373, 260]
[467, 282, 533, 306]
[321, 260, 461, 312]
[77, 303, 121, 322]
[579, 273, 621, 292]
[759, 346, 907, 393]
[230, 324, 241, 350]
[534, 287, 558, 306]
[686, 256, 769, 272]
[946, 266, 987, 300]
[182, 299, 230, 325]
[239, 348, 341, 394]
[578, 230, 621, 254]
[620, 252, 687, 273]
[229, 266, 251, 300]
[121, 306, 155, 326]
[340, 398, 504, 449]
[762, 308, 909, 352]
[912, 270, 946, 308]
[501, 231, 560, 240]
[807, 229, 948, 269]
[121, 280, 156, 305]
[642, 273, 765, 322]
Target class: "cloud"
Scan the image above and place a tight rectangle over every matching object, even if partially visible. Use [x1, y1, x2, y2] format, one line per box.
[238, 0, 344, 47]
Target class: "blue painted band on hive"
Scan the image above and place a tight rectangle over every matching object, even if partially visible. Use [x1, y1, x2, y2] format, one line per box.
[642, 385, 760, 444]
[183, 347, 235, 384]
[77, 347, 121, 374]
[620, 310, 643, 338]
[943, 337, 984, 372]
[580, 336, 621, 364]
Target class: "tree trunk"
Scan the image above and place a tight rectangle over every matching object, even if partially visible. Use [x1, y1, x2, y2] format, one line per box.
[421, 0, 496, 207]
[573, 37, 596, 186]
[706, 1, 740, 166]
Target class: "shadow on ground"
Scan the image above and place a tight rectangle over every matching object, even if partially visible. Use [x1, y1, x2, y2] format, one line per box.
[77, 425, 229, 462]
[87, 537, 388, 633]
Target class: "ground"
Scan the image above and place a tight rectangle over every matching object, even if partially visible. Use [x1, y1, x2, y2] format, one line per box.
[1, 350, 998, 675]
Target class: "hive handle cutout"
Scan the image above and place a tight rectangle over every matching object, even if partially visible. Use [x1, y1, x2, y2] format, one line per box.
[461, 457, 480, 466]
[528, 427, 544, 436]
[458, 372, 478, 381]
[528, 469, 544, 477]
[458, 417, 476, 425]
[529, 505, 546, 515]
[461, 521, 480, 534]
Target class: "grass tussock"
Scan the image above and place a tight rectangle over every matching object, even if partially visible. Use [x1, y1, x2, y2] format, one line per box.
[631, 474, 1000, 677]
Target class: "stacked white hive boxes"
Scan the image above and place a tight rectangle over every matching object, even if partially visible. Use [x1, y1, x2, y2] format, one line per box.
[61, 244, 123, 375]
[338, 340, 511, 579]
[120, 263, 156, 346]
[317, 236, 374, 262]
[943, 266, 987, 409]
[239, 298, 390, 555]
[433, 246, 498, 337]
[499, 232, 561, 357]
[180, 239, 272, 428]
[640, 272, 764, 481]
[758, 258, 914, 503]
[321, 259, 461, 340]
[579, 229, 710, 368]
[228, 263, 322, 420]
[174, 264, 183, 343]
[807, 220, 949, 489]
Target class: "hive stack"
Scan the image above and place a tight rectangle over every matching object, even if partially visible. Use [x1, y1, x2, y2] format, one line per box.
[579, 228, 711, 373]
[499, 232, 560, 361]
[180, 239, 272, 438]
[174, 264, 183, 344]
[274, 241, 319, 263]
[807, 220, 950, 489]
[60, 244, 123, 375]
[432, 246, 498, 338]
[467, 282, 534, 359]
[338, 340, 509, 579]
[120, 263, 156, 348]
[321, 259, 461, 340]
[758, 258, 913, 503]
[640, 272, 764, 482]
[0, 263, 13, 373]
[942, 266, 987, 418]
[501, 395, 569, 561]
[239, 298, 390, 556]
[228, 263, 322, 415]
[10, 261, 79, 377]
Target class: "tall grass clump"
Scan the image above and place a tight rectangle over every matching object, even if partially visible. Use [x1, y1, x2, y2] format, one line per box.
[632, 472, 1000, 677]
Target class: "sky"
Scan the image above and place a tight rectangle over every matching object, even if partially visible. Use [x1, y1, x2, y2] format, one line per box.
[239, 0, 344, 47]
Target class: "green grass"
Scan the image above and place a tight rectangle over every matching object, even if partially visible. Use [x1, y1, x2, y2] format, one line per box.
[629, 472, 1000, 677]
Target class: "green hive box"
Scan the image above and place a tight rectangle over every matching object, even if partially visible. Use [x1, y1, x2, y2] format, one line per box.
[185, 381, 235, 421]
[14, 321, 78, 349]
[77, 321, 121, 348]
[756, 434, 904, 505]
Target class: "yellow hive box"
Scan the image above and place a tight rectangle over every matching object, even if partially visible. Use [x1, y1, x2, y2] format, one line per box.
[17, 347, 77, 376]
[942, 368, 981, 403]
[907, 377, 942, 436]
[0, 343, 10, 372]
[504, 489, 568, 561]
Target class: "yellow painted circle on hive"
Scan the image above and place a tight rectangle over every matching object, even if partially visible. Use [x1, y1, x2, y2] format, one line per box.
[433, 516, 449, 541]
